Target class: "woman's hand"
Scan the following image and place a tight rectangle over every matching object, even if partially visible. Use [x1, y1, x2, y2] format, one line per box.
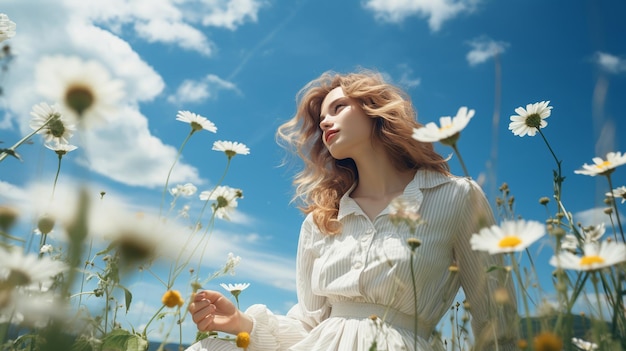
[189, 290, 253, 335]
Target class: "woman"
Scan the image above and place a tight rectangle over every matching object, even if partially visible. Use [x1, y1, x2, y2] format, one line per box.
[187, 70, 518, 350]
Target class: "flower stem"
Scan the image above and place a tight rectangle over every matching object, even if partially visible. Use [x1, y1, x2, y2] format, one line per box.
[410, 252, 418, 351]
[509, 252, 532, 342]
[605, 173, 625, 242]
[0, 114, 56, 163]
[451, 143, 470, 178]
[160, 130, 194, 217]
[537, 129, 564, 202]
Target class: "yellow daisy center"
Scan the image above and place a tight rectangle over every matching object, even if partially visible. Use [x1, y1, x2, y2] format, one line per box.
[580, 255, 605, 266]
[595, 160, 611, 169]
[498, 235, 522, 248]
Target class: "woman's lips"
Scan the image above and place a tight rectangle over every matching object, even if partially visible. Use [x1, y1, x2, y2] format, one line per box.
[325, 130, 338, 143]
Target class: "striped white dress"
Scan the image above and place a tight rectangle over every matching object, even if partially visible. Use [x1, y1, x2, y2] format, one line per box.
[186, 170, 518, 351]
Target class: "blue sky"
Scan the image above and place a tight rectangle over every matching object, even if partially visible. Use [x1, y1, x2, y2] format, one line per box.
[1, 0, 625, 345]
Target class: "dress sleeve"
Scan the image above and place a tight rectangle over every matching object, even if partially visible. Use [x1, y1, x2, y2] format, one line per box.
[244, 214, 330, 351]
[453, 179, 519, 351]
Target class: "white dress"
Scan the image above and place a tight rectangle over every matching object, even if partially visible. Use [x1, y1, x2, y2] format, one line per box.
[186, 170, 518, 351]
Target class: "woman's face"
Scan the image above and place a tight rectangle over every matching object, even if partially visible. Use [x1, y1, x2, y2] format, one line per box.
[319, 86, 375, 160]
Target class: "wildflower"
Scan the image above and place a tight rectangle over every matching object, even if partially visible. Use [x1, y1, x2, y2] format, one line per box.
[574, 151, 626, 176]
[550, 241, 626, 271]
[389, 197, 423, 233]
[170, 183, 198, 197]
[29, 102, 76, 145]
[412, 106, 474, 146]
[35, 55, 124, 126]
[200, 185, 241, 220]
[533, 331, 562, 351]
[508, 101, 552, 137]
[236, 331, 250, 348]
[606, 185, 626, 203]
[406, 238, 422, 252]
[212, 140, 250, 159]
[161, 290, 184, 308]
[220, 283, 250, 299]
[176, 110, 217, 133]
[0, 14, 16, 43]
[0, 247, 66, 290]
[221, 252, 242, 275]
[0, 290, 69, 328]
[45, 142, 78, 156]
[0, 205, 18, 231]
[37, 214, 55, 235]
[572, 337, 598, 350]
[39, 244, 54, 254]
[470, 220, 545, 254]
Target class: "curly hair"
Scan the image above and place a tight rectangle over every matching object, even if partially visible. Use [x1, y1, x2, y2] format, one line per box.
[277, 69, 449, 235]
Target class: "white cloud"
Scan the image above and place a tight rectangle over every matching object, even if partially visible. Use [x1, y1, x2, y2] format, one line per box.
[397, 64, 421, 88]
[466, 36, 509, 66]
[199, 0, 264, 30]
[362, 0, 479, 31]
[167, 74, 240, 105]
[2, 0, 263, 189]
[593, 51, 626, 74]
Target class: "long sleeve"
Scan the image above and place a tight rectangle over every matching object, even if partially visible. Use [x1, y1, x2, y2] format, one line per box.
[245, 214, 329, 351]
[453, 178, 519, 351]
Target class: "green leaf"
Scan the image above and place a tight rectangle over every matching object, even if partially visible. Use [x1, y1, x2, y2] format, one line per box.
[119, 285, 133, 314]
[102, 329, 148, 351]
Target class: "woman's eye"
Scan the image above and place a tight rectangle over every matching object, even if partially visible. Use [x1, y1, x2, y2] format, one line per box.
[334, 104, 346, 113]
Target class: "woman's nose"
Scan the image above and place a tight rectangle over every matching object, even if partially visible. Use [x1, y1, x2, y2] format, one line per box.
[319, 115, 332, 130]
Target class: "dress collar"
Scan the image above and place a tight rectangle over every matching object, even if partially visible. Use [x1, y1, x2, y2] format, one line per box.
[337, 169, 453, 220]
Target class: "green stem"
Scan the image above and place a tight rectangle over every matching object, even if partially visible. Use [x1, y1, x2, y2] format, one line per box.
[160, 130, 194, 217]
[0, 115, 56, 163]
[142, 304, 166, 336]
[451, 143, 470, 178]
[509, 253, 532, 342]
[605, 173, 625, 241]
[537, 129, 563, 202]
[410, 252, 418, 351]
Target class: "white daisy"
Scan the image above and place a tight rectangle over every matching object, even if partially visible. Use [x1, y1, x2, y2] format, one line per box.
[199, 185, 241, 220]
[220, 282, 250, 294]
[606, 185, 626, 204]
[35, 55, 124, 127]
[170, 183, 198, 197]
[212, 140, 250, 158]
[45, 142, 78, 156]
[574, 151, 626, 176]
[572, 337, 598, 350]
[550, 241, 626, 271]
[470, 219, 546, 254]
[0, 290, 69, 328]
[221, 252, 241, 276]
[508, 100, 552, 137]
[29, 102, 76, 145]
[176, 110, 217, 133]
[0, 247, 67, 290]
[561, 224, 605, 253]
[412, 106, 475, 145]
[0, 13, 16, 43]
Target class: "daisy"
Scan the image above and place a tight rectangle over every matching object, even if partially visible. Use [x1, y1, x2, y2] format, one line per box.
[176, 110, 217, 133]
[35, 55, 124, 127]
[221, 252, 242, 276]
[0, 289, 69, 328]
[170, 183, 197, 197]
[561, 224, 605, 253]
[45, 142, 78, 156]
[572, 337, 598, 350]
[199, 185, 241, 220]
[29, 102, 76, 145]
[606, 185, 626, 204]
[508, 100, 552, 137]
[212, 140, 250, 159]
[389, 197, 423, 233]
[574, 151, 626, 176]
[0, 247, 67, 290]
[470, 219, 546, 254]
[0, 13, 16, 43]
[220, 282, 250, 295]
[412, 106, 475, 145]
[550, 241, 626, 271]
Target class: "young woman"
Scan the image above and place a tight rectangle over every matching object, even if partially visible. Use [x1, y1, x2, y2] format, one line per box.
[187, 70, 518, 350]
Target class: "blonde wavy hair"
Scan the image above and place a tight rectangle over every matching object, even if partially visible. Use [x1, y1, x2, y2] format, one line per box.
[277, 69, 450, 235]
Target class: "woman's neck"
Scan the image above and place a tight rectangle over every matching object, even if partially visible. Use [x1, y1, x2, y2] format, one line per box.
[351, 149, 415, 200]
